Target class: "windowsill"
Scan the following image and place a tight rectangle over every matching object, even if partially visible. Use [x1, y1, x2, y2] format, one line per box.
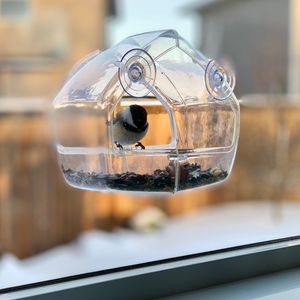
[159, 267, 300, 300]
[2, 200, 300, 297]
[3, 236, 300, 299]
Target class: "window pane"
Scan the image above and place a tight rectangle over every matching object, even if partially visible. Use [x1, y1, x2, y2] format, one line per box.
[1, 0, 300, 292]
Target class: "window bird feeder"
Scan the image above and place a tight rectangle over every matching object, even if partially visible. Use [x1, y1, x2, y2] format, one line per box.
[52, 30, 240, 193]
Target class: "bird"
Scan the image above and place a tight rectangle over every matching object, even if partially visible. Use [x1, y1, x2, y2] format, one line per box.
[112, 104, 148, 150]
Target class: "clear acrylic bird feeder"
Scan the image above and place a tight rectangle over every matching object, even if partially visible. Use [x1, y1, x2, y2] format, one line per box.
[52, 30, 240, 193]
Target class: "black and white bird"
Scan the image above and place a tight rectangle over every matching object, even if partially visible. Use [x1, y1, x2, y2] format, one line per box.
[112, 104, 148, 150]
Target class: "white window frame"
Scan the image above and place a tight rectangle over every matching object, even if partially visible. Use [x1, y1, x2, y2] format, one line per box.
[2, 236, 300, 299]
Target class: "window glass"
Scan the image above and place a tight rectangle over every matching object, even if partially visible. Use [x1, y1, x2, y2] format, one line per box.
[1, 0, 300, 291]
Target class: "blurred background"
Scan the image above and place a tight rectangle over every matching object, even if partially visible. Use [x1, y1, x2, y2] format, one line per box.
[2, 0, 300, 289]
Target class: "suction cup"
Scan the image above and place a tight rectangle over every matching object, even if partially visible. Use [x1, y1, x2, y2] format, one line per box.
[205, 60, 235, 100]
[118, 48, 156, 97]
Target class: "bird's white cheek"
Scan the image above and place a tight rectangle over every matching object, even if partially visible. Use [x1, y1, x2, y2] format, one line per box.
[122, 108, 135, 128]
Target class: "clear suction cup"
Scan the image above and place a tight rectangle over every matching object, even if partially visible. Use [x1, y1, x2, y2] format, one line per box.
[205, 60, 236, 100]
[118, 48, 156, 97]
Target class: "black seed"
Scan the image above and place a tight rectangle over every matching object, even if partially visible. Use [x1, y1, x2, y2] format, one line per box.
[62, 163, 228, 193]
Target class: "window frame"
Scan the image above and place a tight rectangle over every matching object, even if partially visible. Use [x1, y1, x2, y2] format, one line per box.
[3, 236, 300, 299]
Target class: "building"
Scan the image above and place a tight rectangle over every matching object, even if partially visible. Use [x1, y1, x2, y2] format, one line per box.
[190, 0, 300, 206]
[0, 0, 112, 258]
[0, 0, 108, 97]
[191, 0, 300, 97]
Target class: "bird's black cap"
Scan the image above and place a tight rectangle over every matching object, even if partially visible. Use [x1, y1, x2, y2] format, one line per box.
[130, 105, 147, 129]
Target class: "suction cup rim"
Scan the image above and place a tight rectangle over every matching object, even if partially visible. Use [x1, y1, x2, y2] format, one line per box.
[118, 48, 156, 98]
[205, 59, 236, 100]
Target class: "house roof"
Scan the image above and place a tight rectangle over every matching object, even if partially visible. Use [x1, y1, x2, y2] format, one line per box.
[187, 0, 236, 13]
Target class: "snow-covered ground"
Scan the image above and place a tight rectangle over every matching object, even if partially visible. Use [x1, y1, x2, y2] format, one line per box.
[2, 200, 300, 290]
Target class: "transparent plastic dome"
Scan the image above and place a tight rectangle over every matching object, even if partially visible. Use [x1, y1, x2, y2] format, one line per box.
[52, 30, 240, 194]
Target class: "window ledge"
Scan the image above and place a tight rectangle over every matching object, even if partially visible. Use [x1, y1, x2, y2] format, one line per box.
[3, 237, 300, 299]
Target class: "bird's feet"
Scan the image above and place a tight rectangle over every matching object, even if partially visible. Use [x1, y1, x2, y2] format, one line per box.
[114, 141, 123, 150]
[134, 142, 145, 150]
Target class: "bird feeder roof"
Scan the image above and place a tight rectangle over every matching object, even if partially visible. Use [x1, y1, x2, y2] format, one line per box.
[54, 29, 235, 108]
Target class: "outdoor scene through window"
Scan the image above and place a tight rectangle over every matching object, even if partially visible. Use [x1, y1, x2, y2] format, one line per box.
[1, 0, 300, 290]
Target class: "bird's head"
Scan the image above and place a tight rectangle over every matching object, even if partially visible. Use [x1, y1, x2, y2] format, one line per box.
[122, 105, 148, 132]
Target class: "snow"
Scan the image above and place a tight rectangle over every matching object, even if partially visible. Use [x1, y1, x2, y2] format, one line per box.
[2, 200, 300, 290]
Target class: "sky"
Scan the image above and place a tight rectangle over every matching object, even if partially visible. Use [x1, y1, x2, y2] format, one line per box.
[107, 0, 201, 47]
